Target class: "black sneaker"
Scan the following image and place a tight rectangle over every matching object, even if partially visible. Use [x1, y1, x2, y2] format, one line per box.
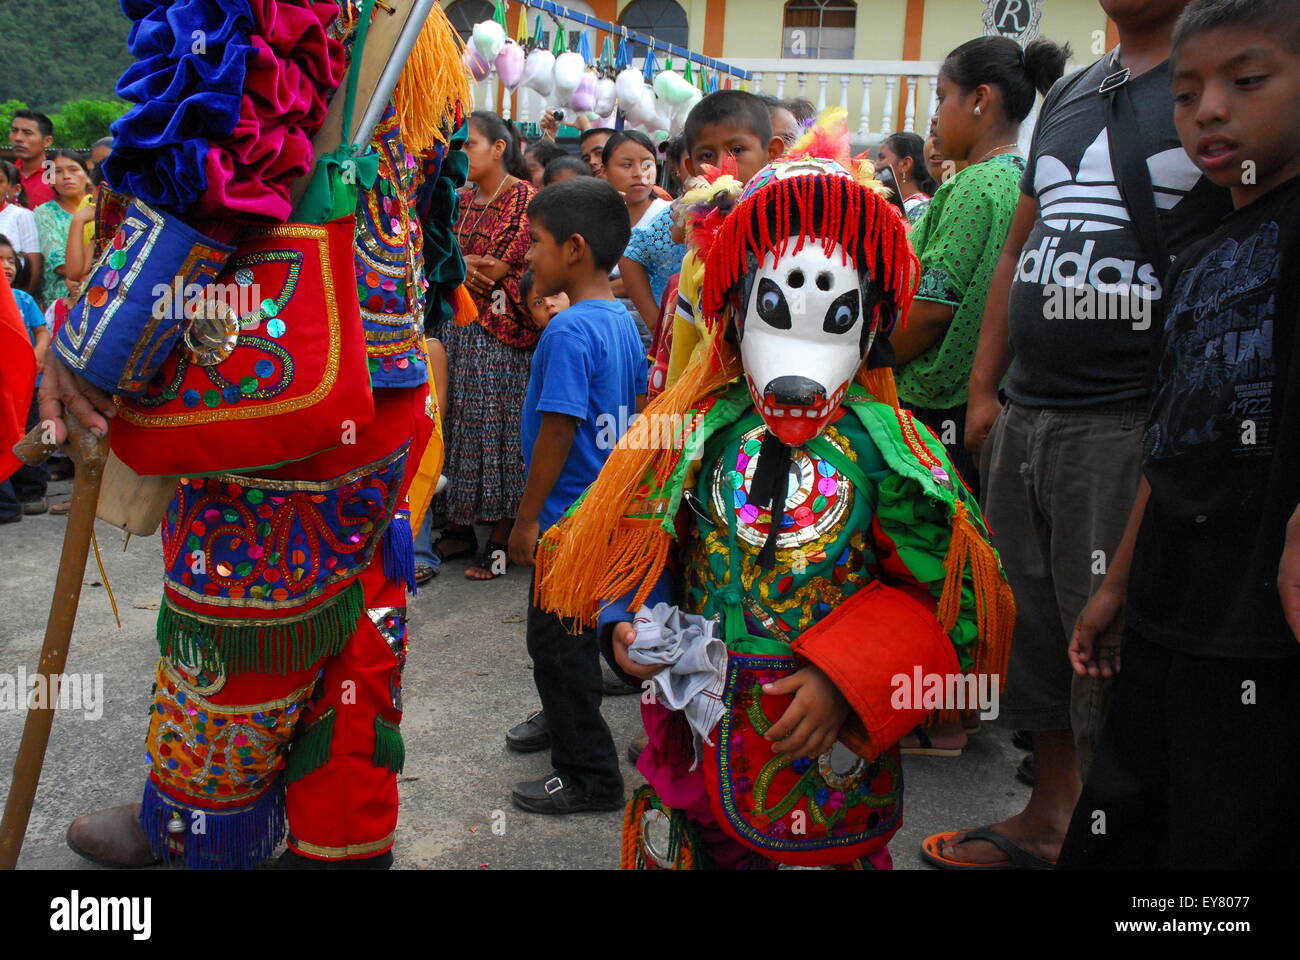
[505, 710, 550, 753]
[21, 497, 48, 516]
[510, 773, 624, 815]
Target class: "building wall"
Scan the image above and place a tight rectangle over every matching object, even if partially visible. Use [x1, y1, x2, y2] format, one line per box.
[919, 0, 1109, 65]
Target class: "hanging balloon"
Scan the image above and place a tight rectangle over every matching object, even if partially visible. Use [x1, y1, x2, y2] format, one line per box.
[615, 67, 644, 108]
[655, 98, 674, 133]
[463, 45, 492, 82]
[553, 51, 586, 104]
[521, 48, 556, 96]
[654, 69, 697, 106]
[671, 90, 701, 136]
[593, 76, 617, 116]
[571, 70, 598, 112]
[472, 19, 506, 62]
[496, 38, 526, 89]
[633, 87, 659, 126]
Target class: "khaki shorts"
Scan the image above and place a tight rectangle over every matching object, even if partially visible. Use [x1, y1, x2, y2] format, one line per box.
[980, 399, 1143, 776]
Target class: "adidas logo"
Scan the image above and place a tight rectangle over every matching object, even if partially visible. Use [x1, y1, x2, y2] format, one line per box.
[1034, 130, 1202, 233]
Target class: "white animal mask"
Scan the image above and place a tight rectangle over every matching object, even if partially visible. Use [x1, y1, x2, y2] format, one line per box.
[737, 239, 879, 446]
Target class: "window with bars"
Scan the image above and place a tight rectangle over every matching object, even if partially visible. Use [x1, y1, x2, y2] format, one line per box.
[782, 0, 856, 59]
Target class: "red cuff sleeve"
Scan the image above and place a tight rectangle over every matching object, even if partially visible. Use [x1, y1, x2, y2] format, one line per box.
[792, 580, 960, 758]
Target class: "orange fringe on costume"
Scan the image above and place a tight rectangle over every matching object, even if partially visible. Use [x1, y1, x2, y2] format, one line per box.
[391, 2, 471, 152]
[939, 500, 1017, 687]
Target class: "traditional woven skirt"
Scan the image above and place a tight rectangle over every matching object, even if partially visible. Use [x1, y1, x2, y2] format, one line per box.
[435, 319, 532, 526]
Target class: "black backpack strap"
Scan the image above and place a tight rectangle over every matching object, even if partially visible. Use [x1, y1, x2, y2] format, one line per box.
[1100, 51, 1171, 284]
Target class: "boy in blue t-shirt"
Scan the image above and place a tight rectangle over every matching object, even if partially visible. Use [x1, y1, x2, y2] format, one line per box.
[505, 177, 647, 814]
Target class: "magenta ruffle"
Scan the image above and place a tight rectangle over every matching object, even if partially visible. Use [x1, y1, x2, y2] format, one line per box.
[193, 0, 344, 230]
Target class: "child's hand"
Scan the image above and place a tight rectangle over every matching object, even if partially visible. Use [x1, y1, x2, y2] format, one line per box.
[508, 517, 540, 567]
[1069, 584, 1125, 677]
[611, 621, 661, 681]
[762, 665, 850, 759]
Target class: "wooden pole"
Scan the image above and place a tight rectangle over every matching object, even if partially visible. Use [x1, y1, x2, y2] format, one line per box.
[0, 417, 110, 869]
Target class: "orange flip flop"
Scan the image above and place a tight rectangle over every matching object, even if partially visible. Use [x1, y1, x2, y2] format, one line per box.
[921, 826, 1057, 870]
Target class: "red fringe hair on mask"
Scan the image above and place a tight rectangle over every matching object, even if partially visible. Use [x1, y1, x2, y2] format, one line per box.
[699, 173, 918, 336]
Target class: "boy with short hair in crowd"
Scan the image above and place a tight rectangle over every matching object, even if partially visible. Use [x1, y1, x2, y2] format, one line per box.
[1063, 0, 1300, 868]
[660, 90, 786, 390]
[504, 177, 647, 813]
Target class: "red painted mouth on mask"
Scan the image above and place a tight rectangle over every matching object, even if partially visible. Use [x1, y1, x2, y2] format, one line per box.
[747, 377, 848, 446]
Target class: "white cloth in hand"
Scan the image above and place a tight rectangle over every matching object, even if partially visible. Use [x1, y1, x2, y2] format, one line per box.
[627, 602, 727, 768]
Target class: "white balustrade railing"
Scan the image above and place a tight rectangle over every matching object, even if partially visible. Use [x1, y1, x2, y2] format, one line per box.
[731, 58, 941, 142]
[471, 58, 944, 145]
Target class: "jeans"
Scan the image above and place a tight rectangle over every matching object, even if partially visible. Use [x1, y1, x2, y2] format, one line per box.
[413, 510, 441, 573]
[525, 581, 623, 801]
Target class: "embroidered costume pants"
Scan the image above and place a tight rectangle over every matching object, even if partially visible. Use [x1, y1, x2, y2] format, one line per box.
[139, 387, 432, 867]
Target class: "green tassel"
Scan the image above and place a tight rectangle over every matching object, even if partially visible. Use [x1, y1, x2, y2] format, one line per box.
[373, 715, 405, 774]
[283, 708, 336, 784]
[156, 579, 365, 676]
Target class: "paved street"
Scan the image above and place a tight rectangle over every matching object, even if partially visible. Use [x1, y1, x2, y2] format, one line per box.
[1, 474, 1029, 870]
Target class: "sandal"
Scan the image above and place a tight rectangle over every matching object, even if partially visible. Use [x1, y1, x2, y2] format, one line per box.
[465, 540, 508, 580]
[899, 724, 966, 757]
[414, 563, 438, 585]
[920, 825, 1057, 870]
[49, 500, 72, 517]
[432, 526, 477, 564]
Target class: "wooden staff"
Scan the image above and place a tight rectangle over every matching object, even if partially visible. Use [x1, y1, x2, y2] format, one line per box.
[0, 417, 110, 869]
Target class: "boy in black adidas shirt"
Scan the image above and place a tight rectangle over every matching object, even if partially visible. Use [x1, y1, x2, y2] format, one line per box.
[1063, 0, 1300, 868]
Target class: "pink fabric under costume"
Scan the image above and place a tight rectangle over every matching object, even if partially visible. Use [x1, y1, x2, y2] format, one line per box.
[194, 0, 345, 232]
[636, 701, 892, 870]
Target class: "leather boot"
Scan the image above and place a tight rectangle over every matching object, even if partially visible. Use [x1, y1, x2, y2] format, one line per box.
[66, 803, 161, 868]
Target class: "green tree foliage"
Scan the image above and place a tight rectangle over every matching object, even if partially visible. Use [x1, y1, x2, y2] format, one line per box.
[0, 0, 133, 114]
[50, 100, 131, 148]
[0, 100, 31, 139]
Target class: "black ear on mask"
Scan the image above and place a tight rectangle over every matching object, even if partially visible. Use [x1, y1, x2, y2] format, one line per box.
[857, 270, 887, 356]
[733, 251, 760, 341]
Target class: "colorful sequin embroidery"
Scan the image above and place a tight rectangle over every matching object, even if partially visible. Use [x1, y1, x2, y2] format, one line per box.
[685, 422, 880, 638]
[161, 444, 409, 610]
[145, 659, 319, 804]
[356, 106, 428, 389]
[368, 605, 408, 711]
[710, 654, 902, 856]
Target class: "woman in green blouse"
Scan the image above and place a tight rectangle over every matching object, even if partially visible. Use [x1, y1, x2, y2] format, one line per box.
[33, 149, 91, 306]
[894, 36, 1070, 500]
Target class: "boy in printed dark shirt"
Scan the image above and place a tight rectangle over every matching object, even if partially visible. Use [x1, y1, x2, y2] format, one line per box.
[1063, 0, 1300, 868]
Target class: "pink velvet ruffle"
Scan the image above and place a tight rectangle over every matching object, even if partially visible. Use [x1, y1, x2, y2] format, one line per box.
[194, 0, 345, 228]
